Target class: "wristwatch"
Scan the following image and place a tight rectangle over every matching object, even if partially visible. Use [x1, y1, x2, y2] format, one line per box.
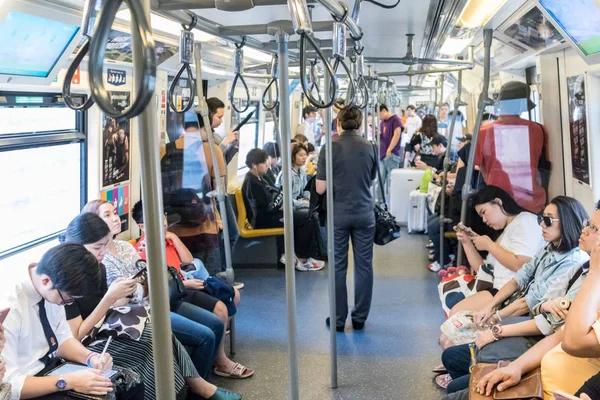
[491, 324, 503, 341]
[56, 375, 67, 391]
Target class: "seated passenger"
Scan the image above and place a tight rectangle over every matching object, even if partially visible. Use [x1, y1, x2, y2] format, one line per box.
[131, 200, 241, 316]
[60, 213, 240, 400]
[290, 143, 311, 211]
[449, 185, 545, 315]
[415, 134, 447, 177]
[305, 143, 317, 176]
[81, 200, 253, 381]
[475, 81, 550, 214]
[262, 141, 281, 187]
[0, 243, 116, 400]
[405, 114, 438, 167]
[441, 203, 600, 396]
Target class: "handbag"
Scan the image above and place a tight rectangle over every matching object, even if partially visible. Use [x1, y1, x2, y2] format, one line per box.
[167, 266, 187, 304]
[0, 383, 10, 400]
[372, 143, 401, 246]
[473, 263, 495, 293]
[469, 362, 542, 400]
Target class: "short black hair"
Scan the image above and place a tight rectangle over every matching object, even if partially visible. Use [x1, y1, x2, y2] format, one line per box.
[61, 213, 110, 245]
[36, 243, 102, 298]
[379, 104, 389, 112]
[472, 185, 524, 218]
[302, 106, 317, 118]
[263, 141, 280, 158]
[431, 134, 448, 147]
[549, 196, 588, 252]
[132, 200, 144, 224]
[291, 143, 308, 166]
[406, 105, 416, 111]
[246, 148, 268, 168]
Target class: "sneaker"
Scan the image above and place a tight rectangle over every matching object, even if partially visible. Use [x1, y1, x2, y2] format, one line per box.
[426, 241, 435, 249]
[303, 258, 325, 271]
[435, 373, 453, 390]
[279, 254, 286, 264]
[428, 262, 442, 272]
[233, 282, 245, 290]
[295, 259, 309, 271]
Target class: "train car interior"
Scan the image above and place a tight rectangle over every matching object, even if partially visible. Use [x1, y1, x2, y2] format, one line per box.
[1, 0, 600, 399]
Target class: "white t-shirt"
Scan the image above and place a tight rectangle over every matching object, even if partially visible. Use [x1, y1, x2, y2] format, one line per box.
[403, 116, 422, 147]
[486, 212, 546, 289]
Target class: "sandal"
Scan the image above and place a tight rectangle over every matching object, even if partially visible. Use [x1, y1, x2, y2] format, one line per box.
[213, 362, 254, 379]
[432, 363, 447, 374]
[435, 373, 453, 390]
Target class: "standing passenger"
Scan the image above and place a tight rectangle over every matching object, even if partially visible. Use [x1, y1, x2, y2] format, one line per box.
[316, 106, 378, 331]
[294, 106, 318, 144]
[379, 104, 403, 193]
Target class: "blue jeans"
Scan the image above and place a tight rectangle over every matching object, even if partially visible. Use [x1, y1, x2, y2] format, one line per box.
[442, 344, 471, 393]
[219, 196, 239, 274]
[170, 302, 224, 379]
[379, 154, 401, 196]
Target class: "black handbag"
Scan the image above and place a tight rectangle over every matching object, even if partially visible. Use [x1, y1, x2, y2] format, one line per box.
[167, 266, 187, 304]
[372, 143, 401, 246]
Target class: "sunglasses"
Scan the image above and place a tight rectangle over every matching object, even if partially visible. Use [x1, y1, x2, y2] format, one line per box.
[537, 215, 559, 227]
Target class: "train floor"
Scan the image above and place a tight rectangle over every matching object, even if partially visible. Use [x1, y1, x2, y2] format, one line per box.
[214, 230, 446, 400]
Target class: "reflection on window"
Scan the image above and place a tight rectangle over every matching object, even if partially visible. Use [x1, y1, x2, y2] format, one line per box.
[0, 107, 76, 135]
[0, 143, 81, 254]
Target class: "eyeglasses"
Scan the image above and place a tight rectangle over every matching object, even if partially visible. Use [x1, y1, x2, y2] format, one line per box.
[56, 289, 74, 306]
[584, 219, 600, 234]
[537, 215, 559, 227]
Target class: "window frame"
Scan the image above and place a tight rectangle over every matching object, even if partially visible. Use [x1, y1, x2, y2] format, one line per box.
[0, 91, 87, 260]
[235, 100, 260, 172]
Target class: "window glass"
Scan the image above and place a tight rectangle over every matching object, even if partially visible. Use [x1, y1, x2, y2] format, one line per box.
[0, 107, 77, 135]
[0, 143, 81, 254]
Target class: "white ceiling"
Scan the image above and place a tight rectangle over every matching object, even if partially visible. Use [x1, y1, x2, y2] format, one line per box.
[191, 0, 433, 77]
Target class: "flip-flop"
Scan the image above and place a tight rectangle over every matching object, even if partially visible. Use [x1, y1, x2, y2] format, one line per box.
[213, 362, 254, 379]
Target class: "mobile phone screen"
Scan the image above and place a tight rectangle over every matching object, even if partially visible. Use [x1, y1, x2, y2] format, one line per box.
[131, 267, 147, 280]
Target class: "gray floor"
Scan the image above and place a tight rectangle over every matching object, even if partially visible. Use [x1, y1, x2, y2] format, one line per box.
[215, 230, 446, 400]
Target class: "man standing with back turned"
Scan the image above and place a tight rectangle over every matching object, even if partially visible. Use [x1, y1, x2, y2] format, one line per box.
[316, 106, 378, 332]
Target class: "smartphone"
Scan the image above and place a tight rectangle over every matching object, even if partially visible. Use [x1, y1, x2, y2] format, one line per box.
[0, 307, 10, 325]
[457, 223, 479, 238]
[553, 390, 580, 400]
[131, 266, 147, 280]
[47, 363, 119, 379]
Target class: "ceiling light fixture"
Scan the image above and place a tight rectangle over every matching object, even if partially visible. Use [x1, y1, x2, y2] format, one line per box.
[115, 10, 218, 42]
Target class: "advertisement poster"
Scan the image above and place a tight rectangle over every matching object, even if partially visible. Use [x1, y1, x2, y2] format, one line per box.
[102, 91, 131, 188]
[567, 74, 590, 185]
[100, 185, 129, 232]
[503, 7, 562, 51]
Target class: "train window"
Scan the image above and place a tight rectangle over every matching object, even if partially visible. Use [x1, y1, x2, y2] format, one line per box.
[0, 92, 86, 260]
[234, 101, 260, 171]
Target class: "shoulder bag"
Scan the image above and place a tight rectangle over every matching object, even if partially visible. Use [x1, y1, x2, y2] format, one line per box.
[372, 143, 401, 246]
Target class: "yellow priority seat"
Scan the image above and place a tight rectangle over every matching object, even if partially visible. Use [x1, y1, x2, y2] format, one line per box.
[234, 190, 284, 238]
[444, 232, 457, 240]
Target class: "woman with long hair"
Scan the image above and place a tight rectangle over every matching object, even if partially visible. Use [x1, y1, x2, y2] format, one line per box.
[60, 212, 241, 400]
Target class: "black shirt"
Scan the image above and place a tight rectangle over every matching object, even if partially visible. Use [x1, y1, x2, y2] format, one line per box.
[241, 172, 283, 229]
[453, 143, 482, 195]
[316, 130, 378, 216]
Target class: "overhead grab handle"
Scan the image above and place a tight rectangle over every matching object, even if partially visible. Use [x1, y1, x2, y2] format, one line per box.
[88, 0, 156, 119]
[331, 22, 355, 108]
[168, 16, 197, 114]
[261, 54, 280, 111]
[229, 37, 251, 114]
[62, 0, 102, 111]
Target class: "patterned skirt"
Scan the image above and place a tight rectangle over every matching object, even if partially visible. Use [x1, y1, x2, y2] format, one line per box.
[87, 323, 199, 400]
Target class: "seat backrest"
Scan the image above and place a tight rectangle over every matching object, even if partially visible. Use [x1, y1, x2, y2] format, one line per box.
[234, 190, 250, 231]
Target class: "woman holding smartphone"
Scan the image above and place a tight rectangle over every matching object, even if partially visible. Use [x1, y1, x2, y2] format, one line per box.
[449, 185, 545, 316]
[61, 212, 241, 400]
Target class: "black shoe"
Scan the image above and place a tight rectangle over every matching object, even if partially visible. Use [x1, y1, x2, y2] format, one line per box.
[352, 320, 365, 330]
[326, 317, 345, 332]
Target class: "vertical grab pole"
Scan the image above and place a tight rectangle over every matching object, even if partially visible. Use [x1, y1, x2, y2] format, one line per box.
[277, 29, 300, 400]
[458, 29, 494, 266]
[133, 0, 176, 397]
[193, 42, 235, 286]
[439, 70, 464, 269]
[363, 105, 369, 139]
[324, 59, 338, 390]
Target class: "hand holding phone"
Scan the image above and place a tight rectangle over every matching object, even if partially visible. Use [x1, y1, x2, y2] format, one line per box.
[553, 390, 585, 400]
[457, 223, 479, 238]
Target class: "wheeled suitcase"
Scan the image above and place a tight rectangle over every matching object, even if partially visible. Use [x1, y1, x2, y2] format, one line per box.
[407, 190, 429, 233]
[389, 168, 425, 225]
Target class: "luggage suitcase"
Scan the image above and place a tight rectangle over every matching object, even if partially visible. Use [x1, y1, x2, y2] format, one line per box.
[407, 190, 429, 233]
[389, 168, 425, 225]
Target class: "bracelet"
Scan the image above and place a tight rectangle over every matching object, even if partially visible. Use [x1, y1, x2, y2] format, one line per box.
[86, 352, 99, 368]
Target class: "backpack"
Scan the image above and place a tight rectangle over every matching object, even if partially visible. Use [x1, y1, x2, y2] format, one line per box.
[161, 140, 212, 224]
